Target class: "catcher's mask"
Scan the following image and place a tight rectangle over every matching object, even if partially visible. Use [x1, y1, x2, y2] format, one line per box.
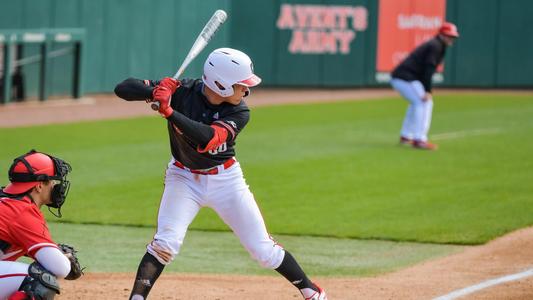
[4, 149, 72, 217]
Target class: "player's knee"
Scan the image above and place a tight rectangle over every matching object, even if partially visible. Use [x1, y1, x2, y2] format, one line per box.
[17, 262, 60, 299]
[146, 239, 179, 265]
[248, 242, 285, 269]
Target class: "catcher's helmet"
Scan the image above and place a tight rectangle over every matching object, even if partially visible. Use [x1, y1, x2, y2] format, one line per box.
[3, 150, 72, 215]
[439, 22, 459, 38]
[202, 48, 261, 97]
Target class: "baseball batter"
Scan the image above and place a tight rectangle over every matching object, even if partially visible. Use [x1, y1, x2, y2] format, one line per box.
[114, 48, 327, 300]
[391, 22, 459, 150]
[0, 150, 82, 300]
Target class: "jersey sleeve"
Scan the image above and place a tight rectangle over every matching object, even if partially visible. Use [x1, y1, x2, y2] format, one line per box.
[114, 77, 154, 101]
[10, 209, 57, 259]
[212, 108, 250, 142]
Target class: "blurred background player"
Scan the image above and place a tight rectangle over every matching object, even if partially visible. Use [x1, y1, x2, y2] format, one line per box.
[114, 48, 327, 300]
[0, 150, 79, 299]
[390, 22, 460, 150]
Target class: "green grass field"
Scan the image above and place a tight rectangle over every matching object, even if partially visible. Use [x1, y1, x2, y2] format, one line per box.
[42, 222, 463, 276]
[1, 94, 532, 251]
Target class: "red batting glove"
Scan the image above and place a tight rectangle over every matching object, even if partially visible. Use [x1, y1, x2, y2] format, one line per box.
[159, 77, 180, 93]
[152, 86, 174, 118]
[152, 78, 181, 118]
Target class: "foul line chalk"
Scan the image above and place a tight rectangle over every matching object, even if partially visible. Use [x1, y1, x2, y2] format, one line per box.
[433, 268, 533, 300]
[432, 128, 502, 141]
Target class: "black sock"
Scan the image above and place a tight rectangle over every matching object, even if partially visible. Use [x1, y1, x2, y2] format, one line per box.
[129, 252, 165, 299]
[275, 250, 317, 291]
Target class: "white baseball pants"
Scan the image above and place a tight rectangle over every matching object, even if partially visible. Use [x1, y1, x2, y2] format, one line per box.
[390, 78, 433, 142]
[0, 261, 28, 299]
[147, 159, 285, 269]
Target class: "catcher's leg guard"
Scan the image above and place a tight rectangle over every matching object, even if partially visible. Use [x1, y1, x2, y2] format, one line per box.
[17, 262, 60, 300]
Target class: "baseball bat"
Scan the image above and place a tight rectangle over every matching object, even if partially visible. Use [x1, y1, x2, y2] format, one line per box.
[151, 9, 228, 111]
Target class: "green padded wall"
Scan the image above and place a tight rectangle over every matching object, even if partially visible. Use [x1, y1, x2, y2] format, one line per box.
[496, 0, 533, 87]
[1, 0, 532, 97]
[0, 0, 231, 96]
[445, 0, 499, 87]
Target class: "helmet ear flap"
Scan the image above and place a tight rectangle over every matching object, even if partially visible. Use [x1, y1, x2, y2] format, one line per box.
[203, 71, 235, 97]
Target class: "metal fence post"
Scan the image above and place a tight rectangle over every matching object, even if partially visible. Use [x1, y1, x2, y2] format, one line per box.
[39, 40, 50, 101]
[72, 42, 81, 98]
[2, 36, 13, 103]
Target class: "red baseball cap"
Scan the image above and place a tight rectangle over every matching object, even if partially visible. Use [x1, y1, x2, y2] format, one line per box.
[3, 152, 55, 194]
[439, 22, 459, 38]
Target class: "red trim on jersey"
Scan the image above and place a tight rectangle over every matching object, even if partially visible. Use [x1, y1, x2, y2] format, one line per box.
[213, 120, 236, 141]
[197, 125, 229, 153]
[27, 243, 59, 258]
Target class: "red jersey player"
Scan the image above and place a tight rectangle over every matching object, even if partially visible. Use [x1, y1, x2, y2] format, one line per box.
[0, 150, 77, 300]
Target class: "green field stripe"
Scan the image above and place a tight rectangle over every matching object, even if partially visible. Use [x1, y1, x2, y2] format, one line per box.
[47, 222, 465, 276]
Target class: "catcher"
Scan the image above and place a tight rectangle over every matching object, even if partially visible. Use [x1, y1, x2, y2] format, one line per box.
[0, 150, 83, 300]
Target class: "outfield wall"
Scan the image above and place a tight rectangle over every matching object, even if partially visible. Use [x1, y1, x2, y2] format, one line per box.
[234, 0, 533, 88]
[0, 0, 532, 97]
[0, 0, 231, 96]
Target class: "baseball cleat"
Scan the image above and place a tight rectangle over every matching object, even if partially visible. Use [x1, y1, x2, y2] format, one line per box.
[400, 136, 414, 145]
[412, 140, 438, 150]
[305, 283, 328, 300]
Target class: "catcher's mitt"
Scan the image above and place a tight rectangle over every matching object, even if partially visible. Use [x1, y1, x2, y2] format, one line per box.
[58, 243, 84, 280]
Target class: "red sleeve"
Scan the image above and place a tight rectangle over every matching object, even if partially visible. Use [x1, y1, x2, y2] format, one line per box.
[212, 120, 237, 141]
[196, 124, 229, 153]
[10, 208, 58, 258]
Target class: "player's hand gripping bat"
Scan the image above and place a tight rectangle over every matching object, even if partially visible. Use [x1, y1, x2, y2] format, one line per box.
[151, 9, 228, 111]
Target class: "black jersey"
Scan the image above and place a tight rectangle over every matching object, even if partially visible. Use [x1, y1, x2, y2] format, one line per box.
[114, 77, 250, 170]
[148, 78, 249, 170]
[391, 36, 447, 92]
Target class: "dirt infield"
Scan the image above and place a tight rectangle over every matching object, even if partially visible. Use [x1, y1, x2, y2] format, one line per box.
[0, 88, 399, 128]
[2, 87, 531, 128]
[2, 89, 532, 299]
[59, 227, 533, 299]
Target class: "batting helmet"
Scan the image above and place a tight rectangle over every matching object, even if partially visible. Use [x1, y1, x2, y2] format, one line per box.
[3, 150, 72, 214]
[439, 22, 459, 38]
[202, 48, 261, 97]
